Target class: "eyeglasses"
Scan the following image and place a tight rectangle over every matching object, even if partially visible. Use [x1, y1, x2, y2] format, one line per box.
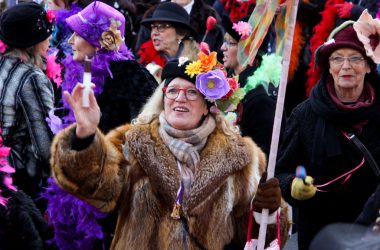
[162, 87, 201, 101]
[150, 23, 172, 33]
[223, 40, 238, 48]
[329, 56, 365, 67]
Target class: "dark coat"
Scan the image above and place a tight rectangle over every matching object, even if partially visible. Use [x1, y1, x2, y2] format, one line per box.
[237, 66, 284, 157]
[97, 60, 158, 133]
[275, 78, 380, 249]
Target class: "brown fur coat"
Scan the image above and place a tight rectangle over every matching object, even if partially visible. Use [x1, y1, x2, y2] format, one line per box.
[51, 118, 290, 250]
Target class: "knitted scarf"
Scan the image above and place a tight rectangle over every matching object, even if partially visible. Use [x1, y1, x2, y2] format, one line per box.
[158, 112, 215, 194]
[309, 74, 380, 164]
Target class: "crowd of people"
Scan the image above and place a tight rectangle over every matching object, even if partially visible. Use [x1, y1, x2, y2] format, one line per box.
[1, 0, 380, 250]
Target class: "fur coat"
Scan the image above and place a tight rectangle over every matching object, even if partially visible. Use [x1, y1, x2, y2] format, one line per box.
[51, 118, 290, 249]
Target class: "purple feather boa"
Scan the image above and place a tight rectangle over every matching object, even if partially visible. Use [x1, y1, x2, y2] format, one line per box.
[60, 49, 134, 125]
[41, 178, 106, 250]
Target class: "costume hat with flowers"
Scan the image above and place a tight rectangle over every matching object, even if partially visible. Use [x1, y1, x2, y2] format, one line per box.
[66, 1, 127, 51]
[140, 2, 196, 37]
[0, 2, 54, 48]
[315, 9, 380, 70]
[162, 59, 195, 86]
[162, 51, 245, 124]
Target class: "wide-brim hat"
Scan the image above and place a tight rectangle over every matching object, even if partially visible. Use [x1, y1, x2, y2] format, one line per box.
[141, 2, 197, 37]
[315, 21, 373, 70]
[0, 2, 53, 48]
[66, 1, 127, 50]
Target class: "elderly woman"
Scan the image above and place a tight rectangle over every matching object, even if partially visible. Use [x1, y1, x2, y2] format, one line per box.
[0, 2, 54, 207]
[50, 54, 290, 249]
[138, 2, 199, 69]
[275, 10, 380, 250]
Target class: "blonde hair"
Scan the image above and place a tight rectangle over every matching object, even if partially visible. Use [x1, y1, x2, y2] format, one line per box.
[5, 46, 45, 70]
[180, 39, 199, 61]
[133, 82, 241, 139]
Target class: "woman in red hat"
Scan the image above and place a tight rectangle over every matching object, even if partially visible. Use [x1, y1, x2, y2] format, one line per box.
[275, 10, 380, 250]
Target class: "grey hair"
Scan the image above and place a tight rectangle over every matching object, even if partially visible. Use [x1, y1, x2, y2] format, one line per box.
[5, 46, 45, 70]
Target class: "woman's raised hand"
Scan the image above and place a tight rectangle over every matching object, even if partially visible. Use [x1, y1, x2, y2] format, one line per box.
[64, 83, 100, 138]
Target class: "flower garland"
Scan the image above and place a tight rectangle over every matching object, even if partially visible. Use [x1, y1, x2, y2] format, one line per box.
[244, 53, 282, 94]
[183, 51, 245, 124]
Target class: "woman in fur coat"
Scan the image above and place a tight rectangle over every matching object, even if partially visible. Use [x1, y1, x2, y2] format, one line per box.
[50, 56, 290, 249]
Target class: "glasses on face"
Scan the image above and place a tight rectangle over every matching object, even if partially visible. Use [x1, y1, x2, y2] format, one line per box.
[223, 39, 238, 48]
[162, 87, 201, 101]
[150, 23, 172, 33]
[329, 56, 365, 67]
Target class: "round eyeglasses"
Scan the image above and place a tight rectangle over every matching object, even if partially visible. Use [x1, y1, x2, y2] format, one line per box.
[162, 87, 201, 101]
[329, 56, 365, 67]
[150, 23, 172, 33]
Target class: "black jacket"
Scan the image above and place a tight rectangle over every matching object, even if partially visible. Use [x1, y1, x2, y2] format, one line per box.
[275, 75, 380, 250]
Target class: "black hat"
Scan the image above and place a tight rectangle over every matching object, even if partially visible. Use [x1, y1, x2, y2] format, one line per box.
[141, 2, 196, 37]
[162, 59, 195, 86]
[222, 14, 249, 42]
[0, 2, 54, 48]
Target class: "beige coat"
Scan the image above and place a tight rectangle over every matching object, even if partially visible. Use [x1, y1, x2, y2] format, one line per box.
[51, 119, 290, 250]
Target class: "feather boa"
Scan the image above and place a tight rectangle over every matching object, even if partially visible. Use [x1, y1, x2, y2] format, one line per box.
[138, 40, 166, 68]
[41, 178, 106, 250]
[220, 0, 256, 23]
[44, 44, 134, 250]
[306, 0, 344, 95]
[0, 129, 16, 207]
[288, 21, 305, 82]
[60, 49, 134, 126]
[244, 53, 282, 94]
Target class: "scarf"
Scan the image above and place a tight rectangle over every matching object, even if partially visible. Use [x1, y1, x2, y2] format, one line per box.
[309, 74, 380, 164]
[159, 112, 216, 194]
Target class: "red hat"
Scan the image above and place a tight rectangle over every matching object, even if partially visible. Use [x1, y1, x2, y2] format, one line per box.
[315, 22, 367, 69]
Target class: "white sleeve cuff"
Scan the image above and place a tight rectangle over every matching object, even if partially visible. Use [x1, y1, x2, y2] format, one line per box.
[253, 208, 280, 224]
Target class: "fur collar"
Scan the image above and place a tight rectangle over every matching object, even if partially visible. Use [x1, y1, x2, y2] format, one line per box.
[125, 118, 252, 214]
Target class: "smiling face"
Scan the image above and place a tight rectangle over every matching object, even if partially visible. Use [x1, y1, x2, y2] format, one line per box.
[35, 34, 52, 58]
[68, 32, 97, 62]
[164, 78, 208, 130]
[150, 22, 182, 57]
[329, 48, 371, 101]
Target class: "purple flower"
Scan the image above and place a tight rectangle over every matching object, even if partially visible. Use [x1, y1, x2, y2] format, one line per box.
[195, 69, 230, 100]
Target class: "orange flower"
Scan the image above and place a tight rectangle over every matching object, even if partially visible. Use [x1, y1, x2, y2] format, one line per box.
[198, 51, 217, 72]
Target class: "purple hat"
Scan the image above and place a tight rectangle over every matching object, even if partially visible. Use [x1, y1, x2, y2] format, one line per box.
[66, 1, 126, 51]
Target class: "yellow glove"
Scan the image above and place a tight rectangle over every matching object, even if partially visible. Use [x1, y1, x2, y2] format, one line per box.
[291, 176, 317, 200]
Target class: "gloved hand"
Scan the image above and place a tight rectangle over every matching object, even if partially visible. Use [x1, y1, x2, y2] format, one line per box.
[291, 176, 317, 200]
[254, 172, 282, 214]
[335, 2, 353, 18]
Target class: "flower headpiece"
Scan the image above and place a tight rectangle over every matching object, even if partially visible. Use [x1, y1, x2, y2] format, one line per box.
[99, 18, 124, 51]
[232, 21, 252, 40]
[183, 51, 245, 124]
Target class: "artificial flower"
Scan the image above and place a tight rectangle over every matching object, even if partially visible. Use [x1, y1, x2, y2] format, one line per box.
[99, 19, 124, 51]
[353, 9, 380, 64]
[196, 69, 230, 99]
[210, 105, 221, 114]
[206, 16, 217, 33]
[224, 112, 238, 125]
[46, 10, 56, 23]
[223, 77, 240, 99]
[178, 56, 189, 66]
[185, 60, 202, 78]
[198, 51, 217, 72]
[232, 21, 252, 40]
[199, 42, 210, 55]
